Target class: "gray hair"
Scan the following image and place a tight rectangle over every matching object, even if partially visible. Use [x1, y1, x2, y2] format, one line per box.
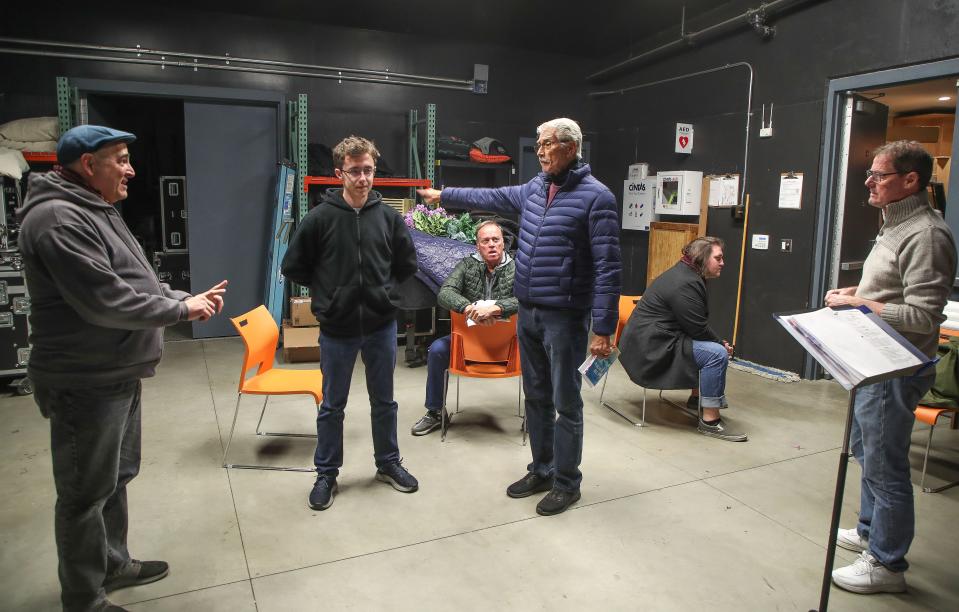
[537, 117, 583, 159]
[474, 219, 503, 236]
[873, 140, 933, 190]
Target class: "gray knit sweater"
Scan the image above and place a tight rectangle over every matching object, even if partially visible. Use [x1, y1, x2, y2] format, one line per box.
[856, 192, 957, 357]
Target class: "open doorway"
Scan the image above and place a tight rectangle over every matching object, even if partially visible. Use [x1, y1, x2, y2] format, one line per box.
[808, 58, 959, 379]
[86, 94, 193, 340]
[829, 78, 955, 291]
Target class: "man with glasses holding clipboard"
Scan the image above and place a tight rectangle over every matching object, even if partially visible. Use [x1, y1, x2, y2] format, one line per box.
[822, 140, 956, 595]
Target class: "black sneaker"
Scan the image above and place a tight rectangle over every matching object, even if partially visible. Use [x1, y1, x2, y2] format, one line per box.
[309, 476, 338, 510]
[536, 488, 581, 516]
[506, 472, 554, 498]
[698, 418, 748, 442]
[103, 559, 169, 592]
[684, 395, 700, 418]
[411, 411, 443, 436]
[376, 462, 419, 492]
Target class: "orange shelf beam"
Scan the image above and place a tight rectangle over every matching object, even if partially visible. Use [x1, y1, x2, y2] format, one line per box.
[304, 176, 432, 188]
[23, 152, 58, 163]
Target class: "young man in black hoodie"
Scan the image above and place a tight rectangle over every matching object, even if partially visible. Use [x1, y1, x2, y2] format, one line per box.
[18, 125, 227, 612]
[282, 136, 419, 511]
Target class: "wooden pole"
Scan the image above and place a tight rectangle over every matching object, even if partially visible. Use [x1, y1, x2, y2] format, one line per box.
[731, 194, 750, 347]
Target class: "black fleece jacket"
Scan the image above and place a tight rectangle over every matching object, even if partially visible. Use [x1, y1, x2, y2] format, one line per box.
[281, 189, 418, 337]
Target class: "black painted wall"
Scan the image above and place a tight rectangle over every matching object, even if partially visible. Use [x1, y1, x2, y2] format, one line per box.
[586, 0, 959, 374]
[0, 6, 594, 172]
[3, 1, 959, 373]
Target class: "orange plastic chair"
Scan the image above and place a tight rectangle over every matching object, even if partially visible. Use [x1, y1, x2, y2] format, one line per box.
[221, 305, 323, 472]
[599, 295, 647, 426]
[912, 326, 959, 492]
[442, 311, 524, 443]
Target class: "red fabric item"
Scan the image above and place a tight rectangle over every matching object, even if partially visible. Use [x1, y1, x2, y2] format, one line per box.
[547, 182, 561, 207]
[469, 148, 511, 164]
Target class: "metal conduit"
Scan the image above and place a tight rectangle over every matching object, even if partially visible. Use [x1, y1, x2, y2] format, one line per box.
[590, 62, 754, 207]
[0, 36, 474, 90]
[0, 47, 474, 92]
[587, 0, 818, 83]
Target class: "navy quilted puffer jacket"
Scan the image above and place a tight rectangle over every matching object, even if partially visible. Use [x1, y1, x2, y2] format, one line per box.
[442, 163, 621, 336]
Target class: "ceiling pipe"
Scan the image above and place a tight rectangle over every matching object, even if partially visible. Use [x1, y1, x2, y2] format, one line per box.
[587, 0, 820, 83]
[0, 36, 474, 91]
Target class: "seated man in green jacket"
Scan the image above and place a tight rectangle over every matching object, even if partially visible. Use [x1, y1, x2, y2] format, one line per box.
[411, 220, 518, 435]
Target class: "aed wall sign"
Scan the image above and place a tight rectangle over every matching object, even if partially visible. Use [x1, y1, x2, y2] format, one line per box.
[675, 123, 694, 154]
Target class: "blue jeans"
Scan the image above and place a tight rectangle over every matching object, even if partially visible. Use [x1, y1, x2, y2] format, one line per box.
[850, 372, 934, 572]
[692, 340, 729, 409]
[35, 380, 142, 612]
[425, 335, 451, 412]
[518, 304, 590, 492]
[315, 321, 401, 477]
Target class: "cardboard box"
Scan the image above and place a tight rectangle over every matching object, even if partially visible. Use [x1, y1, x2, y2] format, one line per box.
[282, 320, 320, 363]
[290, 297, 319, 327]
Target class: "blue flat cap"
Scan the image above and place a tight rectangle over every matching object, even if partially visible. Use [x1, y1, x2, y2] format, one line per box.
[57, 125, 136, 165]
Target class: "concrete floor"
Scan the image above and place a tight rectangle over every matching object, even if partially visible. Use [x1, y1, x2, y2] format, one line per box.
[1, 336, 958, 611]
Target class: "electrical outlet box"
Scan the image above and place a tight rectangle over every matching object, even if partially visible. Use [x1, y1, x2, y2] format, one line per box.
[759, 126, 773, 138]
[781, 238, 792, 252]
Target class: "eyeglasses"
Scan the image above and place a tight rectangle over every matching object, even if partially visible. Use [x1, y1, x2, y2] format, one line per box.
[341, 166, 376, 179]
[535, 139, 567, 151]
[865, 170, 899, 182]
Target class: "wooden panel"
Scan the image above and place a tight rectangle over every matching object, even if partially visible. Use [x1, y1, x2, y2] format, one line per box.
[646, 222, 699, 284]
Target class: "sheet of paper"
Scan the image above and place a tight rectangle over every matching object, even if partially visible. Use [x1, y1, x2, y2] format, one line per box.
[778, 173, 803, 209]
[707, 175, 739, 208]
[466, 299, 498, 327]
[780, 307, 925, 388]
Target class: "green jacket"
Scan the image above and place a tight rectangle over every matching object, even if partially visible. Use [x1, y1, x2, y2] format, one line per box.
[438, 252, 517, 317]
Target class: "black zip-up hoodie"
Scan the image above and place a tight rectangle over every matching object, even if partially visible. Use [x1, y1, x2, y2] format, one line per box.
[281, 188, 418, 337]
[17, 170, 191, 388]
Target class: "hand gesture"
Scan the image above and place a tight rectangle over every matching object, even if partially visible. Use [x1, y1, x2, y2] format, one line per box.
[185, 280, 228, 321]
[416, 188, 442, 205]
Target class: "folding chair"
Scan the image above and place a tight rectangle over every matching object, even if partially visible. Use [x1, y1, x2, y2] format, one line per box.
[914, 405, 959, 493]
[601, 294, 703, 427]
[912, 327, 959, 492]
[221, 305, 323, 472]
[443, 311, 524, 443]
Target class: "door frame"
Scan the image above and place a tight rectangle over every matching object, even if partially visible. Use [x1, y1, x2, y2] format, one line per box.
[807, 57, 959, 379]
[70, 78, 285, 160]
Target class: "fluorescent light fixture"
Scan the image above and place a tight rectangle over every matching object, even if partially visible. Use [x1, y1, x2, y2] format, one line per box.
[938, 95, 952, 101]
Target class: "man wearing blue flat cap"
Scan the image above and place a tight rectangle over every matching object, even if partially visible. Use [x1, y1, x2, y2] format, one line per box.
[18, 125, 228, 612]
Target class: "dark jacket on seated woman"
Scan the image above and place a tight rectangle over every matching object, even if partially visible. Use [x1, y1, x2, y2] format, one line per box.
[619, 260, 721, 390]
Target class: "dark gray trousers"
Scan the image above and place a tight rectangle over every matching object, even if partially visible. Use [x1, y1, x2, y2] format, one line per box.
[35, 380, 142, 612]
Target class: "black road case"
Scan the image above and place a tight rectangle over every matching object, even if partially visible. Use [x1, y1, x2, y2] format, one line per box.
[0, 258, 32, 394]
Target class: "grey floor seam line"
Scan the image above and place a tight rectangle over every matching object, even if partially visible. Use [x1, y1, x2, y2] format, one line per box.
[201, 340, 259, 611]
[238, 463, 797, 584]
[700, 447, 846, 551]
[121, 578, 254, 607]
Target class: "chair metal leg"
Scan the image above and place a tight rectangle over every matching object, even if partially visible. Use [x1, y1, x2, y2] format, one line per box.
[920, 418, 959, 493]
[602, 386, 643, 427]
[221, 393, 315, 472]
[920, 423, 934, 491]
[441, 369, 449, 442]
[254, 395, 317, 439]
[221, 393, 244, 468]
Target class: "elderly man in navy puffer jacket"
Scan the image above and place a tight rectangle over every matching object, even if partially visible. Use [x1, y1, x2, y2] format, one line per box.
[419, 117, 621, 516]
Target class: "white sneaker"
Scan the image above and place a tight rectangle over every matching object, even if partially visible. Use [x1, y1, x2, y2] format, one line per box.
[832, 551, 906, 594]
[836, 527, 867, 553]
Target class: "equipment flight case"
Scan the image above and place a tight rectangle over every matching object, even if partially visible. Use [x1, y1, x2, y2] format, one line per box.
[0, 257, 32, 395]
